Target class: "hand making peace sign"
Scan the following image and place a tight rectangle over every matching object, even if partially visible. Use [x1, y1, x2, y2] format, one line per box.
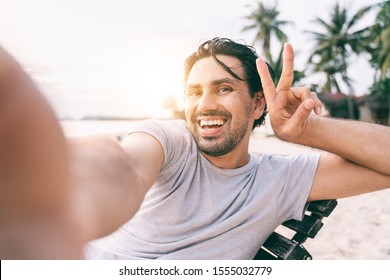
[256, 43, 323, 143]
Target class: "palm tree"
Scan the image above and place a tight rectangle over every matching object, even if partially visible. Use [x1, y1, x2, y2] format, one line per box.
[242, 1, 291, 62]
[366, 0, 390, 80]
[268, 45, 305, 86]
[308, 51, 345, 93]
[365, 1, 390, 124]
[306, 2, 372, 119]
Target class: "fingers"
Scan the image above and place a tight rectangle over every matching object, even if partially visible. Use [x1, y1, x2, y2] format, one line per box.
[311, 92, 322, 115]
[256, 42, 295, 105]
[256, 58, 276, 103]
[277, 43, 294, 91]
[291, 87, 323, 115]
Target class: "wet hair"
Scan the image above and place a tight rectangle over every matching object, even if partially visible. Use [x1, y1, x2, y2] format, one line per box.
[184, 37, 275, 128]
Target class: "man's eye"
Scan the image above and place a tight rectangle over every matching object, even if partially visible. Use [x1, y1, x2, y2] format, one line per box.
[188, 90, 201, 98]
[218, 87, 232, 93]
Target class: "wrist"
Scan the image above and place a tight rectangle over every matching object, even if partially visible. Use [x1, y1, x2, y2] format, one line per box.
[291, 115, 322, 146]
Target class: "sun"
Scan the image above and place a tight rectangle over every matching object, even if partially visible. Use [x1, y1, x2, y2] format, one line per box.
[110, 55, 185, 119]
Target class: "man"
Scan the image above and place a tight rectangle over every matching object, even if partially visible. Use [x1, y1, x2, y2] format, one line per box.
[0, 38, 389, 259]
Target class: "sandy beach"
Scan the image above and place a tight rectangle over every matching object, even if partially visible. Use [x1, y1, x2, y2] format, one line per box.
[249, 129, 390, 260]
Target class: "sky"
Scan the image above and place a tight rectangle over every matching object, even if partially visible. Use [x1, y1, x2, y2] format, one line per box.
[0, 0, 380, 119]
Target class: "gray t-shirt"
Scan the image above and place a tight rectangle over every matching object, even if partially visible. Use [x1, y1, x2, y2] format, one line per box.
[85, 119, 320, 259]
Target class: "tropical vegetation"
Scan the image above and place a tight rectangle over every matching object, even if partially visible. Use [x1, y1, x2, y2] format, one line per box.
[242, 1, 291, 62]
[242, 0, 390, 123]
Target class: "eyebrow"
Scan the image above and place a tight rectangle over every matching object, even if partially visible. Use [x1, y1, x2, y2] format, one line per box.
[186, 78, 239, 90]
[210, 78, 239, 87]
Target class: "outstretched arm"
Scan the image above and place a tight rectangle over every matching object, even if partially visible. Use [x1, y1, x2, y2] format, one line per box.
[0, 47, 163, 259]
[256, 43, 390, 201]
[0, 47, 82, 259]
[69, 132, 163, 241]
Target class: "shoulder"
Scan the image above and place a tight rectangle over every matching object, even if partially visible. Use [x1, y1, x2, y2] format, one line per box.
[251, 153, 320, 173]
[125, 119, 187, 134]
[123, 119, 189, 144]
[125, 119, 195, 169]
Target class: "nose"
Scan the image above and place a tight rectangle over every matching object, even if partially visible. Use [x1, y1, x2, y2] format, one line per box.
[198, 91, 218, 113]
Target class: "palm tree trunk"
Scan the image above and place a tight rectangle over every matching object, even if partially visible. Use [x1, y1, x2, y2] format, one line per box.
[346, 91, 356, 120]
[263, 37, 272, 61]
[342, 58, 356, 120]
[387, 97, 390, 125]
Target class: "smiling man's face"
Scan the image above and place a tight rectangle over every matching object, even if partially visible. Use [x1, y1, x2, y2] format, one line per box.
[185, 55, 258, 157]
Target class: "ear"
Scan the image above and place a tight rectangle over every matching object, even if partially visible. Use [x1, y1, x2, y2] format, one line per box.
[252, 92, 266, 119]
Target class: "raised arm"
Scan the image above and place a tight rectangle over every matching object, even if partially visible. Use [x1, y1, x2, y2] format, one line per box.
[256, 43, 390, 201]
[304, 117, 390, 200]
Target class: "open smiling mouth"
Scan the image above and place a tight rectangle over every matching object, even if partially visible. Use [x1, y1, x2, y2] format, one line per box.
[198, 119, 227, 131]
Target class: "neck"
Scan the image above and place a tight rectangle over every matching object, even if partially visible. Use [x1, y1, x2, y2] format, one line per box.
[201, 137, 251, 169]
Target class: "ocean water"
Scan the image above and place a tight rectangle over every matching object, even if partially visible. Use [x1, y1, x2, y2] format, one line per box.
[60, 120, 139, 138]
[59, 120, 291, 154]
[60, 120, 273, 138]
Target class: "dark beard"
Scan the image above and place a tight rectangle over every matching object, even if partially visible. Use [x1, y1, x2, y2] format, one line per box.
[193, 127, 247, 157]
[189, 109, 250, 157]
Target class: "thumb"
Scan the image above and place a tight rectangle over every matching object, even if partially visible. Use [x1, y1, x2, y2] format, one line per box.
[290, 99, 314, 126]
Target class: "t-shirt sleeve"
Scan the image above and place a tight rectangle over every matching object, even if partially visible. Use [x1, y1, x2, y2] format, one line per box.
[271, 153, 321, 222]
[122, 119, 188, 170]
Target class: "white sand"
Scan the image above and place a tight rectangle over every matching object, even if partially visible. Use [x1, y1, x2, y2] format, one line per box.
[249, 130, 390, 260]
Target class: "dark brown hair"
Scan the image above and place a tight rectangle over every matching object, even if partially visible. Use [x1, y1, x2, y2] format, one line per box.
[184, 37, 275, 128]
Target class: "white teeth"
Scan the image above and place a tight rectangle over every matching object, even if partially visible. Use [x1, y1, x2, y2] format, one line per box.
[199, 119, 225, 127]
